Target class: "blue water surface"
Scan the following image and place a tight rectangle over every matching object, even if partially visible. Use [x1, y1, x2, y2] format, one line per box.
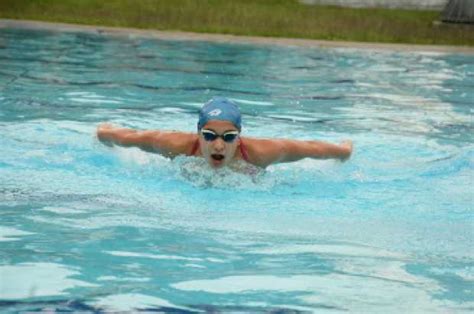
[0, 27, 473, 312]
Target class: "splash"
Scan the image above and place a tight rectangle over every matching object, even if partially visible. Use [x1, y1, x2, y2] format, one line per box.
[173, 156, 271, 190]
[111, 146, 350, 192]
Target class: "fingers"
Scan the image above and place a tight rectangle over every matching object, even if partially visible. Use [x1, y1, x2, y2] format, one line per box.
[342, 140, 353, 152]
[96, 123, 115, 146]
[97, 123, 114, 131]
[339, 140, 353, 161]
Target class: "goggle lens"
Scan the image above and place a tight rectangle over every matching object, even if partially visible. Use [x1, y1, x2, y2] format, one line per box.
[201, 130, 238, 143]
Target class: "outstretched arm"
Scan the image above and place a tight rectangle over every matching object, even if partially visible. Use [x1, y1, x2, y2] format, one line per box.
[245, 137, 353, 167]
[96, 123, 195, 157]
[282, 139, 352, 162]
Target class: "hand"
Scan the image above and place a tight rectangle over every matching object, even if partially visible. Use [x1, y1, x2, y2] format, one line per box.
[339, 140, 353, 161]
[97, 123, 115, 146]
[97, 123, 114, 131]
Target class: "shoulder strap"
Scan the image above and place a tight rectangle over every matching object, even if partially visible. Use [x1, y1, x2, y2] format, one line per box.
[190, 139, 200, 156]
[240, 139, 250, 162]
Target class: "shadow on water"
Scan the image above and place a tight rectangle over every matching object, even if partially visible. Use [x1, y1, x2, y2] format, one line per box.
[0, 299, 336, 313]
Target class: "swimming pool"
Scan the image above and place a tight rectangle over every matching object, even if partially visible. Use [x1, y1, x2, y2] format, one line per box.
[0, 26, 473, 312]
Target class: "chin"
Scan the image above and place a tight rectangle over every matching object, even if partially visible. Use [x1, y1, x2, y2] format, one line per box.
[208, 158, 226, 168]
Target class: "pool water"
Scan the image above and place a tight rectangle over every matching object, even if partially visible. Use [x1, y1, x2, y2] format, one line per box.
[0, 27, 473, 312]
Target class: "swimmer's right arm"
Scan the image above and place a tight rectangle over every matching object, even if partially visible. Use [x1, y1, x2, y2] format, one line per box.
[97, 123, 159, 152]
[96, 123, 194, 157]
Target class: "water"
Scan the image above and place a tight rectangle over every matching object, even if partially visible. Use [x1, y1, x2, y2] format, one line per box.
[0, 27, 473, 312]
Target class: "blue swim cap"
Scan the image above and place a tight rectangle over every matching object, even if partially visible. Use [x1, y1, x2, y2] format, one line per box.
[197, 97, 242, 131]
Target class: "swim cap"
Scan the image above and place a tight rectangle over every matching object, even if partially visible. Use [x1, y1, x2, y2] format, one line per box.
[197, 97, 242, 131]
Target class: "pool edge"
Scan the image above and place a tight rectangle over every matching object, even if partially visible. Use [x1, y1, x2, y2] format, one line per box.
[1, 18, 473, 54]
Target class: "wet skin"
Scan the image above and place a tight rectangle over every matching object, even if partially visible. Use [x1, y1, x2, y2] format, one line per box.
[196, 120, 241, 168]
[96, 122, 353, 169]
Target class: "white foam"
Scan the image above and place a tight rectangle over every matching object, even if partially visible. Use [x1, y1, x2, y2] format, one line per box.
[39, 206, 85, 214]
[171, 273, 447, 312]
[105, 250, 203, 262]
[97, 275, 150, 282]
[0, 226, 34, 242]
[0, 263, 96, 299]
[248, 243, 405, 259]
[69, 97, 122, 104]
[230, 98, 275, 106]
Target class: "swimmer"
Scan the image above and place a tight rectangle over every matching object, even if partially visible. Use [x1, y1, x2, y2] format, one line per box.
[97, 97, 353, 169]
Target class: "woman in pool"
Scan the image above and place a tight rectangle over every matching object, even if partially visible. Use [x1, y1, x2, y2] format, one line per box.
[97, 97, 353, 169]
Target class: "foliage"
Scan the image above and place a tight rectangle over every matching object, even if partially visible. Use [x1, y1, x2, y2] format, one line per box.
[0, 0, 472, 45]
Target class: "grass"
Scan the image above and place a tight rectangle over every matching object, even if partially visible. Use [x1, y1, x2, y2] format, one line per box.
[0, 0, 473, 46]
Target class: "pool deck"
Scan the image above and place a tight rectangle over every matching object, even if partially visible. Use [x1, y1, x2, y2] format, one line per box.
[1, 18, 473, 54]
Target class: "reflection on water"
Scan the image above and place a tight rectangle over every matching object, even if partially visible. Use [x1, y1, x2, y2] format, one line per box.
[0, 263, 97, 300]
[0, 27, 473, 312]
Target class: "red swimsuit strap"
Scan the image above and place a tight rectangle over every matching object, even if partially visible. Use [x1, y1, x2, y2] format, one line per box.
[240, 139, 250, 162]
[190, 139, 200, 156]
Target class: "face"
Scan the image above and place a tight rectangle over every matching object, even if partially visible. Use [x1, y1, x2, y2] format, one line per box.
[199, 120, 240, 168]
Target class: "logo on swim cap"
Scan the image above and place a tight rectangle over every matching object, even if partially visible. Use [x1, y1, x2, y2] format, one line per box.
[208, 109, 222, 117]
[197, 97, 242, 131]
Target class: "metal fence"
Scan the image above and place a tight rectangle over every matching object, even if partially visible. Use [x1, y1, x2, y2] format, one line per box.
[441, 0, 474, 23]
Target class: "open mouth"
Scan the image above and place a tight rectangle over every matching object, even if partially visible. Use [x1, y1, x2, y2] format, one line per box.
[211, 154, 225, 161]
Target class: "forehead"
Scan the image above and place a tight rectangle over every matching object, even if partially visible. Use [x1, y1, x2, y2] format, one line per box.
[202, 120, 238, 131]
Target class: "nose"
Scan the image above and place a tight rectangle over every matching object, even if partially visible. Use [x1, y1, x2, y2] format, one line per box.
[212, 138, 225, 152]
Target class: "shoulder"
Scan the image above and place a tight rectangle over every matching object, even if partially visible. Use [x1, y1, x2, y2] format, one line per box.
[153, 132, 197, 157]
[241, 137, 285, 167]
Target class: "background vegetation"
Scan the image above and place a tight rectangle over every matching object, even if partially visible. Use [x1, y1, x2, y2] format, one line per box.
[0, 0, 473, 46]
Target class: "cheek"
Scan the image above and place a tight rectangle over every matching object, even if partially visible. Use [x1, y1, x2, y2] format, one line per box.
[199, 139, 205, 148]
[226, 143, 238, 155]
[198, 139, 209, 155]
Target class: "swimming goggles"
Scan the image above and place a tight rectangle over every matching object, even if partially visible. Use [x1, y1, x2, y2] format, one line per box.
[201, 129, 239, 143]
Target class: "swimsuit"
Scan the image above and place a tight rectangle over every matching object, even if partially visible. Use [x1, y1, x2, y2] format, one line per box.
[190, 139, 250, 162]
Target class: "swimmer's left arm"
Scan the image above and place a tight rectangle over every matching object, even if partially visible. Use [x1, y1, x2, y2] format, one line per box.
[245, 138, 353, 167]
[281, 139, 353, 162]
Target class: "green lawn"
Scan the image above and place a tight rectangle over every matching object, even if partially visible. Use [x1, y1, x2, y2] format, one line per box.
[0, 0, 473, 46]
